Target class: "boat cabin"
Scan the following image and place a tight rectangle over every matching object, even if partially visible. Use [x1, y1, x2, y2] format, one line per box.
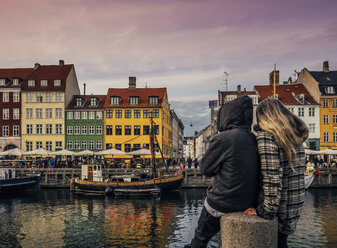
[81, 164, 103, 182]
[0, 168, 15, 180]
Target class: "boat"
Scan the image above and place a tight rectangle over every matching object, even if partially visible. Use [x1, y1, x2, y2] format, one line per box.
[0, 168, 41, 194]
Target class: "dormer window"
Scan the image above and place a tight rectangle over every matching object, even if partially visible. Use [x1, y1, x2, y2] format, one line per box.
[90, 97, 98, 107]
[129, 96, 140, 105]
[76, 97, 83, 107]
[12, 79, 19, 86]
[28, 80, 35, 87]
[296, 94, 305, 103]
[326, 86, 335, 94]
[149, 96, 159, 105]
[41, 80, 48, 87]
[54, 80, 61, 87]
[0, 79, 5, 86]
[110, 96, 120, 105]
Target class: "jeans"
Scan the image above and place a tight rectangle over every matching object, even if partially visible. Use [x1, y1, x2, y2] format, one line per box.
[278, 232, 288, 248]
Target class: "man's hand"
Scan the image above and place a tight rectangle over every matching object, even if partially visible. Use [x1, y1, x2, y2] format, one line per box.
[244, 208, 257, 216]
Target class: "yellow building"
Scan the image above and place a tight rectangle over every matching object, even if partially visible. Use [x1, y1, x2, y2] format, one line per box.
[21, 61, 80, 151]
[103, 77, 172, 158]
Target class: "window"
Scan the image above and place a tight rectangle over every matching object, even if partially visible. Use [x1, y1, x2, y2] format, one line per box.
[143, 110, 150, 118]
[115, 144, 121, 150]
[28, 80, 35, 87]
[74, 141, 80, 150]
[13, 92, 20, 102]
[323, 114, 329, 124]
[133, 144, 141, 151]
[26, 141, 33, 152]
[76, 98, 82, 107]
[46, 124, 53, 134]
[96, 126, 102, 135]
[125, 125, 131, 135]
[323, 99, 329, 108]
[153, 109, 159, 118]
[36, 92, 43, 102]
[0, 79, 6, 86]
[125, 110, 131, 118]
[125, 144, 131, 152]
[116, 110, 122, 118]
[88, 141, 94, 150]
[129, 96, 139, 105]
[134, 125, 141, 135]
[36, 108, 42, 118]
[56, 124, 62, 134]
[81, 141, 87, 150]
[46, 141, 52, 151]
[154, 125, 159, 135]
[143, 144, 149, 149]
[96, 141, 102, 150]
[55, 141, 62, 151]
[89, 111, 95, 119]
[143, 125, 150, 135]
[326, 86, 335, 94]
[67, 126, 73, 135]
[90, 97, 98, 106]
[2, 126, 9, 136]
[27, 93, 33, 102]
[288, 107, 294, 113]
[54, 80, 61, 86]
[41, 80, 48, 87]
[46, 108, 53, 118]
[13, 108, 19, 120]
[149, 96, 159, 105]
[115, 125, 122, 135]
[106, 110, 113, 118]
[89, 126, 95, 135]
[36, 124, 43, 134]
[2, 109, 9, 120]
[308, 107, 315, 117]
[13, 126, 19, 136]
[81, 126, 87, 135]
[74, 126, 80, 135]
[96, 112, 102, 119]
[67, 112, 73, 119]
[81, 111, 87, 120]
[334, 133, 337, 142]
[67, 141, 73, 150]
[334, 115, 337, 124]
[36, 141, 42, 149]
[26, 125, 33, 134]
[106, 143, 113, 149]
[46, 93, 52, 102]
[26, 108, 33, 118]
[74, 112, 80, 119]
[309, 124, 315, 133]
[56, 93, 62, 102]
[2, 92, 9, 102]
[55, 108, 63, 120]
[134, 110, 141, 118]
[110, 96, 120, 105]
[324, 132, 329, 142]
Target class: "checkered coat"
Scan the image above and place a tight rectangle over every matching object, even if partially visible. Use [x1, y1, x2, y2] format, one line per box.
[256, 130, 305, 235]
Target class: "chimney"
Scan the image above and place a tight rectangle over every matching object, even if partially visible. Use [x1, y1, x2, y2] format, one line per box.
[83, 83, 86, 96]
[129, 76, 136, 89]
[34, 63, 41, 70]
[269, 70, 279, 85]
[59, 60, 65, 66]
[237, 85, 241, 93]
[323, 61, 329, 73]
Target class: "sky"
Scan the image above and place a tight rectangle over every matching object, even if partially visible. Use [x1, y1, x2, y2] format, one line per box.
[1, 0, 337, 136]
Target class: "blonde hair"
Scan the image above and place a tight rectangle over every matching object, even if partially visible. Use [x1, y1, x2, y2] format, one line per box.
[256, 98, 309, 170]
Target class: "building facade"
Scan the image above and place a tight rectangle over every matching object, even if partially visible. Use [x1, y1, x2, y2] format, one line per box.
[170, 109, 184, 160]
[21, 61, 80, 151]
[183, 137, 193, 159]
[66, 95, 105, 152]
[103, 77, 172, 158]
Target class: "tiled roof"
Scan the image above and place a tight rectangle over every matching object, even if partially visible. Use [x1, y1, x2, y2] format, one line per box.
[308, 70, 337, 95]
[0, 68, 34, 87]
[67, 95, 106, 110]
[22, 64, 73, 91]
[254, 84, 318, 105]
[104, 88, 166, 108]
[219, 90, 256, 97]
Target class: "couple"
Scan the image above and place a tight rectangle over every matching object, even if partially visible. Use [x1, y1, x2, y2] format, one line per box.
[185, 96, 308, 248]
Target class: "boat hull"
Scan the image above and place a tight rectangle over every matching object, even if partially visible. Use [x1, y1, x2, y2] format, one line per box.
[0, 175, 41, 194]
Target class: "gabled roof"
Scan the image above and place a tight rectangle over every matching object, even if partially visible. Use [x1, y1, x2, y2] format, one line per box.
[0, 68, 34, 87]
[104, 88, 166, 108]
[309, 71, 337, 85]
[67, 95, 106, 110]
[22, 64, 73, 91]
[254, 84, 318, 105]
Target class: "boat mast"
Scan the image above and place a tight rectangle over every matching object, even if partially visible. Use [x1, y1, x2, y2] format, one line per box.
[149, 113, 157, 178]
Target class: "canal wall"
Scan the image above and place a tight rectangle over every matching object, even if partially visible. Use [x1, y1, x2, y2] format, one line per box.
[12, 168, 337, 188]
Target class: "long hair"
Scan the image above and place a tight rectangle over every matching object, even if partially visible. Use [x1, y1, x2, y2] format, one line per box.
[256, 98, 309, 170]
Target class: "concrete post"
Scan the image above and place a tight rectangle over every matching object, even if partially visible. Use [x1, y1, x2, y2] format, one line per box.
[220, 212, 278, 248]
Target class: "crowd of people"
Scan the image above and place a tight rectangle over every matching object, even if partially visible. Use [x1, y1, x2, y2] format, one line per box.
[306, 155, 337, 171]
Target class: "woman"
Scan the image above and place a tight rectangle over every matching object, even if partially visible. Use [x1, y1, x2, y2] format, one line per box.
[245, 98, 308, 248]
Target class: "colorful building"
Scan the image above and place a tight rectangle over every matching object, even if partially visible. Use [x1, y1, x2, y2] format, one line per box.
[66, 95, 106, 152]
[103, 77, 172, 158]
[170, 109, 184, 160]
[297, 61, 337, 150]
[0, 68, 34, 152]
[21, 61, 80, 152]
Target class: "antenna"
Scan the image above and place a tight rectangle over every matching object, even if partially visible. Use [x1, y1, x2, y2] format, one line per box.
[224, 71, 229, 91]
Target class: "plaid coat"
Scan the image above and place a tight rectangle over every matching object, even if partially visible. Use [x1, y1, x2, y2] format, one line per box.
[256, 130, 305, 235]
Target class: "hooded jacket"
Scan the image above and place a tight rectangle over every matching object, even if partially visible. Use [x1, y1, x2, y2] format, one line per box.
[201, 96, 259, 213]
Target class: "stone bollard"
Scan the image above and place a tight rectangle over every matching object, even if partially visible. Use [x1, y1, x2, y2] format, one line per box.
[220, 212, 278, 248]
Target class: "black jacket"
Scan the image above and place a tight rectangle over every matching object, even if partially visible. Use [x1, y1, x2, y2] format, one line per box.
[201, 96, 259, 213]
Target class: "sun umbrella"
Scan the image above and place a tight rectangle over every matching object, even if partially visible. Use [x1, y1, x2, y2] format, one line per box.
[304, 149, 321, 155]
[0, 148, 24, 156]
[127, 148, 160, 156]
[51, 149, 75, 156]
[75, 150, 94, 156]
[24, 148, 51, 156]
[95, 148, 126, 155]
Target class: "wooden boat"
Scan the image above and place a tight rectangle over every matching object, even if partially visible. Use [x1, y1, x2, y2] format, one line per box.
[0, 168, 41, 194]
[304, 171, 315, 189]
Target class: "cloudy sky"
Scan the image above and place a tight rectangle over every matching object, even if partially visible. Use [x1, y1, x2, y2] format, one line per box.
[1, 0, 337, 136]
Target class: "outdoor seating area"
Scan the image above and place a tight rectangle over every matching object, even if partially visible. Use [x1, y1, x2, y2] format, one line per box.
[305, 149, 337, 169]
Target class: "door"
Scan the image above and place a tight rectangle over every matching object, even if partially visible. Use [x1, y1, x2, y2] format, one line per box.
[88, 166, 93, 181]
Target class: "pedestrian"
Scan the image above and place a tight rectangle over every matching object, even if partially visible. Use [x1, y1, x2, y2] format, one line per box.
[185, 96, 259, 248]
[245, 98, 308, 248]
[187, 157, 192, 169]
[193, 158, 198, 169]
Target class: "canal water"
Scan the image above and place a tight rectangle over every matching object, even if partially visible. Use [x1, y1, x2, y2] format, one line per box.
[0, 188, 336, 248]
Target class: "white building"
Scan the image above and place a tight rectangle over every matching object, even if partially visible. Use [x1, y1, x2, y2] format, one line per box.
[183, 137, 194, 159]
